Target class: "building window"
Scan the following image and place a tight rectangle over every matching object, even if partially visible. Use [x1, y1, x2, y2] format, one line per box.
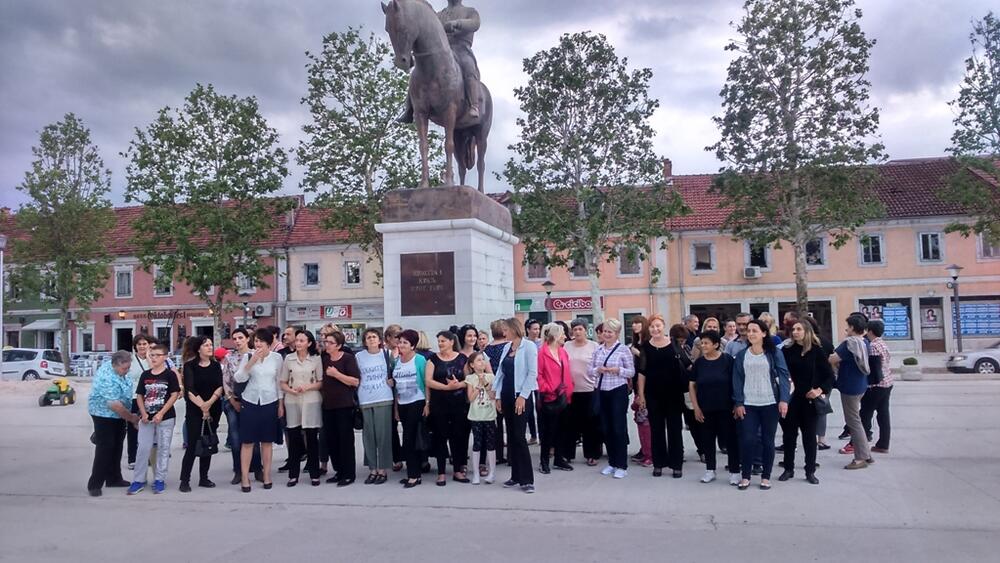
[4, 277, 22, 301]
[618, 252, 642, 276]
[691, 242, 715, 272]
[155, 325, 172, 347]
[236, 274, 256, 294]
[344, 260, 362, 287]
[806, 238, 826, 266]
[860, 234, 884, 265]
[82, 332, 94, 352]
[303, 263, 320, 287]
[979, 234, 1000, 259]
[526, 255, 548, 280]
[745, 242, 769, 269]
[569, 260, 588, 278]
[115, 269, 133, 298]
[5, 331, 20, 347]
[918, 232, 942, 262]
[153, 266, 173, 297]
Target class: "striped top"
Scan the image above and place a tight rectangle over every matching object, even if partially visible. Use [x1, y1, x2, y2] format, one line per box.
[588, 340, 635, 391]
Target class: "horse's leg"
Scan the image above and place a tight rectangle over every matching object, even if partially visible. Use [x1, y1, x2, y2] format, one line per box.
[443, 106, 457, 186]
[476, 132, 487, 193]
[416, 112, 430, 188]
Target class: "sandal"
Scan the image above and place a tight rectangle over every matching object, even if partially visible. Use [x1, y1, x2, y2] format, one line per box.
[737, 479, 751, 490]
[479, 464, 488, 477]
[392, 463, 404, 472]
[364, 473, 377, 485]
[374, 474, 387, 485]
[760, 480, 772, 490]
[311, 479, 321, 487]
[586, 458, 598, 467]
[286, 478, 298, 487]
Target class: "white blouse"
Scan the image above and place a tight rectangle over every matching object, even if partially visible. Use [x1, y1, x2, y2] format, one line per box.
[234, 351, 283, 406]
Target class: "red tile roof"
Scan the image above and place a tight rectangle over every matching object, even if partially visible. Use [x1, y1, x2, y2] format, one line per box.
[0, 157, 986, 252]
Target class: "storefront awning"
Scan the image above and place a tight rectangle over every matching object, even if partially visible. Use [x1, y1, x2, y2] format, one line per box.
[21, 319, 61, 331]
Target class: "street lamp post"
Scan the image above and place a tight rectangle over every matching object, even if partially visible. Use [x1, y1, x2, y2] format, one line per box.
[242, 301, 250, 332]
[541, 280, 555, 321]
[0, 234, 7, 376]
[946, 264, 964, 353]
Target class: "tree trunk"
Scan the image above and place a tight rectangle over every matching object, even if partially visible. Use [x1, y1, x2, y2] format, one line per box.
[586, 247, 603, 325]
[212, 298, 224, 345]
[792, 236, 810, 315]
[60, 310, 72, 376]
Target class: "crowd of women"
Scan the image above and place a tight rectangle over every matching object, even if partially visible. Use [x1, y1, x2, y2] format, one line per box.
[86, 309, 893, 496]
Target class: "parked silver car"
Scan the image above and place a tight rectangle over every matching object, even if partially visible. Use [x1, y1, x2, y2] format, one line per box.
[946, 343, 1000, 374]
[1, 348, 67, 380]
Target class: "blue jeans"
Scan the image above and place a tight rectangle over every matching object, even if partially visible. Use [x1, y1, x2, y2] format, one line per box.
[224, 400, 260, 474]
[740, 404, 778, 479]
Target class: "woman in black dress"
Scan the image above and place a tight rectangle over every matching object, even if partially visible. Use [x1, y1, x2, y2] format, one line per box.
[178, 335, 224, 492]
[636, 315, 687, 478]
[424, 330, 469, 486]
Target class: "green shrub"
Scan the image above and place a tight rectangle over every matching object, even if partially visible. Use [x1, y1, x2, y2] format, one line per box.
[902, 357, 918, 366]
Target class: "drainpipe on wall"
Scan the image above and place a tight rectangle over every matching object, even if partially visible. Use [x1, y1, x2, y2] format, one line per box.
[676, 232, 686, 315]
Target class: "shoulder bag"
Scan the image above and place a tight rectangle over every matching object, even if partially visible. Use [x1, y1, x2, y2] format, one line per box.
[194, 417, 219, 457]
[590, 343, 621, 417]
[812, 394, 834, 416]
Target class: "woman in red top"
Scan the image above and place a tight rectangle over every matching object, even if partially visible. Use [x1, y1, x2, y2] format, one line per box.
[536, 322, 574, 474]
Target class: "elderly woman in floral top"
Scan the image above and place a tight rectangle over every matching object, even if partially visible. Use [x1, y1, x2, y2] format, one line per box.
[589, 318, 635, 479]
[87, 351, 140, 496]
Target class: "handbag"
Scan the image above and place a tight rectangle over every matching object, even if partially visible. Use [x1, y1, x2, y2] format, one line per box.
[352, 391, 364, 430]
[590, 343, 621, 417]
[867, 353, 884, 386]
[193, 417, 219, 457]
[812, 394, 834, 416]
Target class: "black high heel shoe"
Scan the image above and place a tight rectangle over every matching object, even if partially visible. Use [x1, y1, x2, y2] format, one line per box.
[263, 482, 273, 490]
[241, 483, 251, 493]
[404, 478, 422, 488]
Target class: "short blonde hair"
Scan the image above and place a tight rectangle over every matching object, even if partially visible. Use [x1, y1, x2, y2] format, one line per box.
[416, 330, 431, 351]
[504, 317, 525, 339]
[603, 318, 622, 335]
[543, 322, 564, 344]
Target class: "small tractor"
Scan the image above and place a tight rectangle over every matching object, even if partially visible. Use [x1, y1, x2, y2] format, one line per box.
[38, 377, 76, 407]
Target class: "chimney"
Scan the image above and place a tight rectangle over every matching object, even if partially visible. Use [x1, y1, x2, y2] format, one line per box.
[662, 158, 673, 179]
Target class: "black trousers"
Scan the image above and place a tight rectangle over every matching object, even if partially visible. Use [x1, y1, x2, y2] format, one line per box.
[430, 397, 470, 474]
[860, 386, 892, 449]
[126, 399, 139, 464]
[537, 402, 565, 462]
[599, 385, 629, 469]
[562, 391, 603, 461]
[502, 399, 533, 485]
[647, 392, 685, 470]
[781, 397, 819, 474]
[399, 400, 426, 480]
[526, 391, 538, 439]
[323, 408, 356, 480]
[88, 416, 126, 491]
[179, 414, 220, 483]
[701, 410, 740, 472]
[684, 407, 705, 455]
[287, 427, 320, 480]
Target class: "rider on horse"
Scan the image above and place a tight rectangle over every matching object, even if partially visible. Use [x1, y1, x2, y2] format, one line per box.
[398, 0, 482, 123]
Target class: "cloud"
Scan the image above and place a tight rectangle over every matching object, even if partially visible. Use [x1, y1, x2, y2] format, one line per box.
[0, 0, 995, 210]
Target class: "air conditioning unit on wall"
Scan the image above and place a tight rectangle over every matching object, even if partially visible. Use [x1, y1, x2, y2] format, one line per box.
[743, 266, 762, 279]
[253, 303, 273, 318]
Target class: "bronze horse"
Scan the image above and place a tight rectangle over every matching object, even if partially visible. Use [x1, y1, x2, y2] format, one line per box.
[383, 0, 492, 192]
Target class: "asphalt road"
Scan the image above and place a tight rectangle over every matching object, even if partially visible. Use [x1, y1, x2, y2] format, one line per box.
[1, 379, 998, 562]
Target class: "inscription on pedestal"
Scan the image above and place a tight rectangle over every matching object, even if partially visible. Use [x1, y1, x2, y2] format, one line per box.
[400, 252, 455, 317]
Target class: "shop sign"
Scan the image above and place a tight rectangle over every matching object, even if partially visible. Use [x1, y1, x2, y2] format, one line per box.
[286, 305, 320, 321]
[322, 305, 352, 320]
[545, 296, 604, 311]
[514, 299, 533, 313]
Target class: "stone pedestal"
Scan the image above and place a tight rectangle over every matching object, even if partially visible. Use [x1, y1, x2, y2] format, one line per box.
[376, 186, 518, 345]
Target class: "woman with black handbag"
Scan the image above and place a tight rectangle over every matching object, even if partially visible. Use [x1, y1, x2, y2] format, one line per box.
[424, 330, 470, 486]
[178, 335, 224, 493]
[320, 331, 361, 487]
[536, 322, 574, 474]
[778, 320, 834, 485]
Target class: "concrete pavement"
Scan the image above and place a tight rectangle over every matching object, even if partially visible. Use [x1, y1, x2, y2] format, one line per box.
[0, 379, 998, 562]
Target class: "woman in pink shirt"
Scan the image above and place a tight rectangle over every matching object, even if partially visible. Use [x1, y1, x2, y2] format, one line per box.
[536, 323, 574, 474]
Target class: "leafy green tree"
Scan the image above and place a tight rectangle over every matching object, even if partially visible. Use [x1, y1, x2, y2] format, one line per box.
[504, 32, 687, 324]
[709, 0, 885, 314]
[10, 113, 114, 373]
[123, 84, 291, 343]
[297, 27, 441, 280]
[944, 11, 1000, 245]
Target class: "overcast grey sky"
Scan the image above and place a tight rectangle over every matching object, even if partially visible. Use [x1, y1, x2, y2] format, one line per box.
[0, 0, 992, 209]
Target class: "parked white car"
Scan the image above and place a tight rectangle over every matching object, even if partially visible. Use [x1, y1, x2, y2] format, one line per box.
[1, 348, 67, 380]
[946, 343, 1000, 374]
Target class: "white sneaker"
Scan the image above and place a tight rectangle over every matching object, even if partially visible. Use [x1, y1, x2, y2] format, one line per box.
[601, 465, 615, 476]
[700, 470, 716, 483]
[484, 474, 494, 484]
[729, 473, 741, 486]
[472, 474, 480, 485]
[613, 468, 628, 479]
